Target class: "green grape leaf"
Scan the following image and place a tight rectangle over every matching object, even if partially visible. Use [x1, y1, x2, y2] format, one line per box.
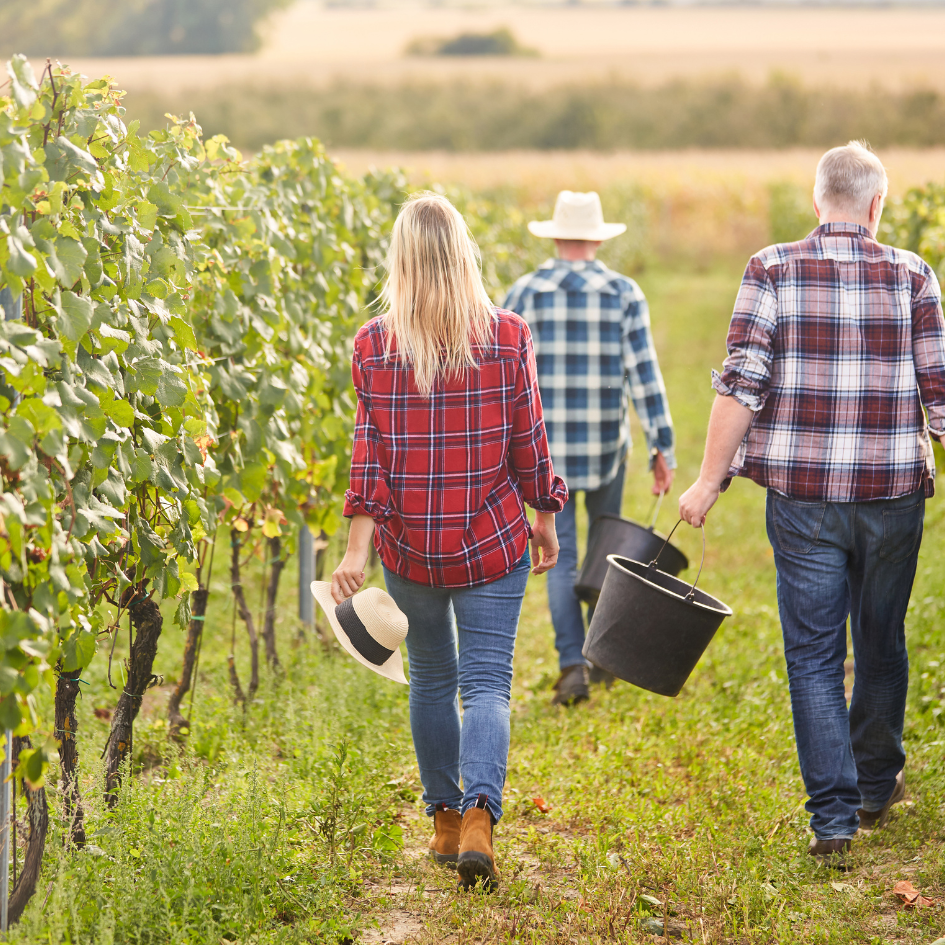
[6, 234, 37, 277]
[8, 55, 38, 110]
[62, 629, 98, 672]
[156, 369, 187, 407]
[59, 291, 94, 342]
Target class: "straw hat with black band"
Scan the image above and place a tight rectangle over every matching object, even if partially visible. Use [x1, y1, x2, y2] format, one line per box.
[311, 582, 409, 685]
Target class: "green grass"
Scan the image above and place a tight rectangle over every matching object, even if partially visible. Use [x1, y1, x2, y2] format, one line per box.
[11, 258, 945, 943]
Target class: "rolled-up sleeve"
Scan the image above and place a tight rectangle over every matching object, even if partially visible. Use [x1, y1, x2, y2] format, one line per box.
[714, 256, 779, 411]
[343, 349, 396, 522]
[509, 327, 568, 512]
[911, 265, 945, 440]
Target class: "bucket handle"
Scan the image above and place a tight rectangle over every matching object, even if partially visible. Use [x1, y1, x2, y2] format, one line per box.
[646, 490, 665, 530]
[647, 519, 706, 601]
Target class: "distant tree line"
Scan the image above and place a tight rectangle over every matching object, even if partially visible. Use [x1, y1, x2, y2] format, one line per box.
[0, 0, 291, 56]
[405, 27, 538, 58]
[124, 75, 945, 151]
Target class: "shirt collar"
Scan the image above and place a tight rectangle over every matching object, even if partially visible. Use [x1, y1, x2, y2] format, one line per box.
[541, 257, 607, 272]
[809, 222, 876, 241]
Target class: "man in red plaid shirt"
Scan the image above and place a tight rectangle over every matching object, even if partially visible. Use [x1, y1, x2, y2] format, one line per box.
[680, 142, 945, 864]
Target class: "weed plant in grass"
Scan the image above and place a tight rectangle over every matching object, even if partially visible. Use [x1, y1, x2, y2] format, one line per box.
[11, 260, 944, 943]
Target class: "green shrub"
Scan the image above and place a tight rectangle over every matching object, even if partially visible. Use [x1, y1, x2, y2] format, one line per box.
[767, 181, 818, 246]
[405, 27, 538, 58]
[0, 56, 396, 788]
[125, 75, 945, 153]
[882, 180, 945, 283]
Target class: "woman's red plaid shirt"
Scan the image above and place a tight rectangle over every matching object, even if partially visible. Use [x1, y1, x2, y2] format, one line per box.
[343, 310, 568, 587]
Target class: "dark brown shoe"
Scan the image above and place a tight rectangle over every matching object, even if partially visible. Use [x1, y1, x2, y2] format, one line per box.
[808, 836, 851, 868]
[858, 770, 905, 831]
[427, 803, 461, 868]
[551, 664, 589, 706]
[457, 795, 497, 892]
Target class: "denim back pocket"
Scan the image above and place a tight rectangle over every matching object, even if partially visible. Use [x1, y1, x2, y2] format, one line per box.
[879, 498, 924, 563]
[770, 493, 827, 555]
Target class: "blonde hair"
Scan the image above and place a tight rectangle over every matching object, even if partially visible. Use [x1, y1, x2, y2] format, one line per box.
[814, 140, 888, 219]
[379, 192, 495, 396]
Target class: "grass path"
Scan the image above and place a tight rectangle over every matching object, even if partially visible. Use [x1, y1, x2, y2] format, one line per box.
[11, 260, 944, 944]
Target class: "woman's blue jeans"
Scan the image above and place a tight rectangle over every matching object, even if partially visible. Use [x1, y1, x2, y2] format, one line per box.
[383, 551, 530, 824]
[766, 488, 924, 840]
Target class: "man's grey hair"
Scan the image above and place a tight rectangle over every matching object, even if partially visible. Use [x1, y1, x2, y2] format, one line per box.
[814, 141, 888, 218]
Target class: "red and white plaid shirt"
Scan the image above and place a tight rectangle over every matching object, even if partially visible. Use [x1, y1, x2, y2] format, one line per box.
[344, 310, 568, 587]
[716, 223, 945, 502]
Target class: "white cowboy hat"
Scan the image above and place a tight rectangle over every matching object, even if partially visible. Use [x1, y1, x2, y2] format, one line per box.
[311, 582, 409, 685]
[528, 191, 626, 242]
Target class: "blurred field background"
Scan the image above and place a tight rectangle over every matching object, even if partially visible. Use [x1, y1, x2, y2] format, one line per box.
[11, 0, 945, 154]
[21, 2, 945, 92]
[335, 147, 945, 268]
[3, 4, 945, 941]
[8, 0, 943, 262]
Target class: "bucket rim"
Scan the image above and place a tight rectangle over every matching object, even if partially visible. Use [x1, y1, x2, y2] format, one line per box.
[605, 553, 733, 617]
[592, 513, 682, 546]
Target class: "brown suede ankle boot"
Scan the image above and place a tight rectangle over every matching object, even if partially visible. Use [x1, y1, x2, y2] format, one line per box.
[457, 794, 497, 892]
[428, 803, 462, 868]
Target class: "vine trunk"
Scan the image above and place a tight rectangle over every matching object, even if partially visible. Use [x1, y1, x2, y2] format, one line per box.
[53, 667, 86, 847]
[231, 530, 260, 698]
[167, 586, 209, 737]
[104, 589, 163, 806]
[262, 535, 285, 669]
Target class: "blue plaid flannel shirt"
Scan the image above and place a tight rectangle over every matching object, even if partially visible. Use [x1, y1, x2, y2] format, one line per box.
[503, 258, 675, 492]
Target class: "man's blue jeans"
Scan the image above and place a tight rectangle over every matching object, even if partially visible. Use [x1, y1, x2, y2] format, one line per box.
[765, 488, 924, 840]
[383, 551, 530, 824]
[548, 463, 626, 671]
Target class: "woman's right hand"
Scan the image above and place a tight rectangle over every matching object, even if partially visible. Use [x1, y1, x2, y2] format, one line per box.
[530, 511, 559, 575]
[331, 550, 369, 603]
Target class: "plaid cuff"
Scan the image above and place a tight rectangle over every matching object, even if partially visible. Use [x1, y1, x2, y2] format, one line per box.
[712, 369, 767, 412]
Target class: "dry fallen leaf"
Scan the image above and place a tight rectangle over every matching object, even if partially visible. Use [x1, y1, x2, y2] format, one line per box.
[532, 795, 551, 813]
[893, 880, 936, 907]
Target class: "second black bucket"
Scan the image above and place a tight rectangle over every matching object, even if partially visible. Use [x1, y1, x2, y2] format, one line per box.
[582, 532, 731, 696]
[575, 508, 688, 605]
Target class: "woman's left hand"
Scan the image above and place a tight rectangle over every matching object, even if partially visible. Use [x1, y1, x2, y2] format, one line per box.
[331, 515, 376, 603]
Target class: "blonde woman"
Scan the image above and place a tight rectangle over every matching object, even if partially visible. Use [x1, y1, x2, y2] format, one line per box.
[331, 193, 567, 891]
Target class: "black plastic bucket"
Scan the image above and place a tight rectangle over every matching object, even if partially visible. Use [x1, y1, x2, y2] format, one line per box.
[582, 526, 731, 697]
[575, 495, 688, 604]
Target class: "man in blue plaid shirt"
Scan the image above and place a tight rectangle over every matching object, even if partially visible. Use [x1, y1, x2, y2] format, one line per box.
[504, 191, 676, 705]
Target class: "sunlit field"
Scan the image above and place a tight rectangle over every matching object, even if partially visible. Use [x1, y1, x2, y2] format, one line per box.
[334, 148, 945, 268]
[332, 148, 945, 195]
[42, 3, 945, 95]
